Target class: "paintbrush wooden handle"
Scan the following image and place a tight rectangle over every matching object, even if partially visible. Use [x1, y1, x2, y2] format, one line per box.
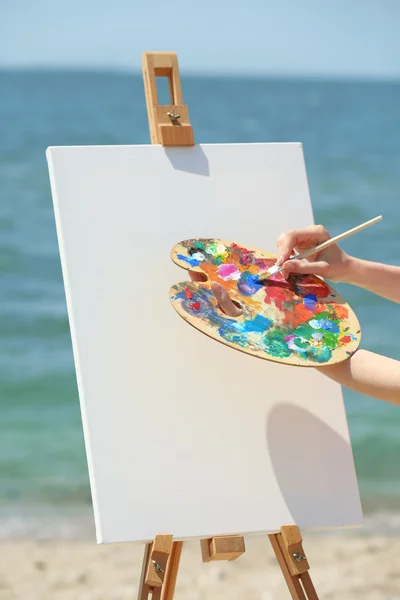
[257, 215, 382, 281]
[295, 215, 382, 260]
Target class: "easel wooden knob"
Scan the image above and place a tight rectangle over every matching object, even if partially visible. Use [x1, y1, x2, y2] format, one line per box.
[142, 52, 194, 146]
[138, 50, 319, 600]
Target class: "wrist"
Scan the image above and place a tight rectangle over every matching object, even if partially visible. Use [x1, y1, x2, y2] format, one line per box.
[339, 255, 362, 285]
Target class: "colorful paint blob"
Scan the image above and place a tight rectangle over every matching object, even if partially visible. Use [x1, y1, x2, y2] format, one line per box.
[170, 238, 361, 367]
[218, 263, 241, 281]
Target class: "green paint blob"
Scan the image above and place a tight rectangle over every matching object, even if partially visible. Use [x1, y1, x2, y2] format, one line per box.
[320, 331, 338, 349]
[309, 346, 333, 363]
[293, 338, 310, 350]
[263, 332, 292, 358]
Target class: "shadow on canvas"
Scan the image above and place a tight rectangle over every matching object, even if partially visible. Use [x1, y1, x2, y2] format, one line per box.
[266, 402, 361, 530]
[164, 145, 210, 176]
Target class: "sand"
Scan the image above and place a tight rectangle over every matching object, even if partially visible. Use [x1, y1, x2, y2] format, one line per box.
[1, 532, 400, 599]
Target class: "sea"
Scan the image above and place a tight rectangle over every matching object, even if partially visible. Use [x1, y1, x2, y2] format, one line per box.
[0, 70, 399, 539]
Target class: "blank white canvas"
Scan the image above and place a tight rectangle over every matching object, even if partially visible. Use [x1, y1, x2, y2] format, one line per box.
[46, 143, 363, 544]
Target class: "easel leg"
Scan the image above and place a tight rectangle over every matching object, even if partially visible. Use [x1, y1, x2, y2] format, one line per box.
[298, 573, 318, 600]
[161, 542, 183, 600]
[138, 543, 153, 600]
[269, 527, 319, 600]
[269, 534, 307, 600]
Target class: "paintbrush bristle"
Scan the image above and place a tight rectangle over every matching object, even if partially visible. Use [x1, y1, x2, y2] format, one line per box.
[257, 264, 280, 282]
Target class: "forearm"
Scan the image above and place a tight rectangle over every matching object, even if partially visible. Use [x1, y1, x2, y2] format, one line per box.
[316, 350, 400, 405]
[344, 257, 400, 303]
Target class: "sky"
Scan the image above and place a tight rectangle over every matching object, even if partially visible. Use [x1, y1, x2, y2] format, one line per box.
[1, 0, 400, 78]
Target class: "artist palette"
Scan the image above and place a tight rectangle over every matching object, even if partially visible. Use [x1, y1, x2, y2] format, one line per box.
[170, 238, 361, 367]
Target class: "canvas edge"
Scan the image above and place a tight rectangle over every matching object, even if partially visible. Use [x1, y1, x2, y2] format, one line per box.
[45, 146, 105, 544]
[97, 521, 365, 545]
[42, 141, 304, 151]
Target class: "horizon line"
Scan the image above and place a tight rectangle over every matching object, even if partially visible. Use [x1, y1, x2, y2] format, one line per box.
[0, 65, 399, 83]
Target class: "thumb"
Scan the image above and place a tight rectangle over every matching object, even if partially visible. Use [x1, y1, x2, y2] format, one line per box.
[211, 282, 242, 317]
[283, 259, 329, 277]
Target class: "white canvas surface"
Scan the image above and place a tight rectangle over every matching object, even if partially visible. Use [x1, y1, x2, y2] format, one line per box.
[46, 143, 363, 544]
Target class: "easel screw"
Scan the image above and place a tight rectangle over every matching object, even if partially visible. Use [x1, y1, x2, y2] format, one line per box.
[292, 553, 306, 561]
[167, 112, 180, 121]
[152, 560, 165, 573]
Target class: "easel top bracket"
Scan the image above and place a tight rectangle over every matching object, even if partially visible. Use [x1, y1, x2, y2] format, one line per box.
[142, 52, 194, 147]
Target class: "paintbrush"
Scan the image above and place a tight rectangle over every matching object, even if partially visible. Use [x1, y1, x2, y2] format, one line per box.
[255, 215, 383, 282]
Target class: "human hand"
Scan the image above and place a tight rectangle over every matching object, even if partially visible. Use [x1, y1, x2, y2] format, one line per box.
[187, 224, 352, 317]
[276, 224, 352, 282]
[189, 271, 241, 317]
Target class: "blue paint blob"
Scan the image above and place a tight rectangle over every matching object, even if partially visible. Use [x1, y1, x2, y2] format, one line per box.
[174, 286, 242, 334]
[237, 271, 263, 296]
[309, 318, 340, 334]
[241, 314, 271, 333]
[303, 293, 317, 311]
[177, 253, 202, 267]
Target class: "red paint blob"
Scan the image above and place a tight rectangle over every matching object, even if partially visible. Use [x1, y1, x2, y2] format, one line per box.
[184, 287, 193, 299]
[294, 275, 331, 299]
[340, 335, 351, 344]
[264, 286, 292, 311]
[191, 302, 201, 311]
[255, 258, 273, 271]
[268, 271, 287, 284]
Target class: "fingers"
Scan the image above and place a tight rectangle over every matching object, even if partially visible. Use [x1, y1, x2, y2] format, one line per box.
[276, 225, 330, 266]
[211, 282, 243, 317]
[283, 259, 330, 277]
[189, 270, 207, 282]
[189, 272, 241, 317]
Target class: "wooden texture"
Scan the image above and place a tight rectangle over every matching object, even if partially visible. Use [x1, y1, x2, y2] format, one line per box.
[138, 543, 152, 600]
[47, 142, 363, 544]
[300, 573, 319, 600]
[161, 542, 183, 600]
[200, 539, 212, 563]
[145, 535, 173, 587]
[280, 526, 309, 576]
[142, 52, 194, 146]
[200, 536, 245, 562]
[138, 537, 181, 600]
[269, 533, 307, 600]
[268, 527, 319, 600]
[170, 238, 361, 367]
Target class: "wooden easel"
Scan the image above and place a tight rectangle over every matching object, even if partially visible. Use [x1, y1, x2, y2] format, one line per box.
[138, 51, 319, 600]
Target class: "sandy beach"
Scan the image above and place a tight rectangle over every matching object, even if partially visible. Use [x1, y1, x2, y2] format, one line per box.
[1, 531, 400, 599]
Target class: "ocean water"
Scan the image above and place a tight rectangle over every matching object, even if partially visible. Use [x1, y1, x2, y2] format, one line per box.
[0, 71, 400, 538]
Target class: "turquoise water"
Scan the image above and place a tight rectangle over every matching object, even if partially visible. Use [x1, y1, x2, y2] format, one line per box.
[1, 71, 400, 537]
